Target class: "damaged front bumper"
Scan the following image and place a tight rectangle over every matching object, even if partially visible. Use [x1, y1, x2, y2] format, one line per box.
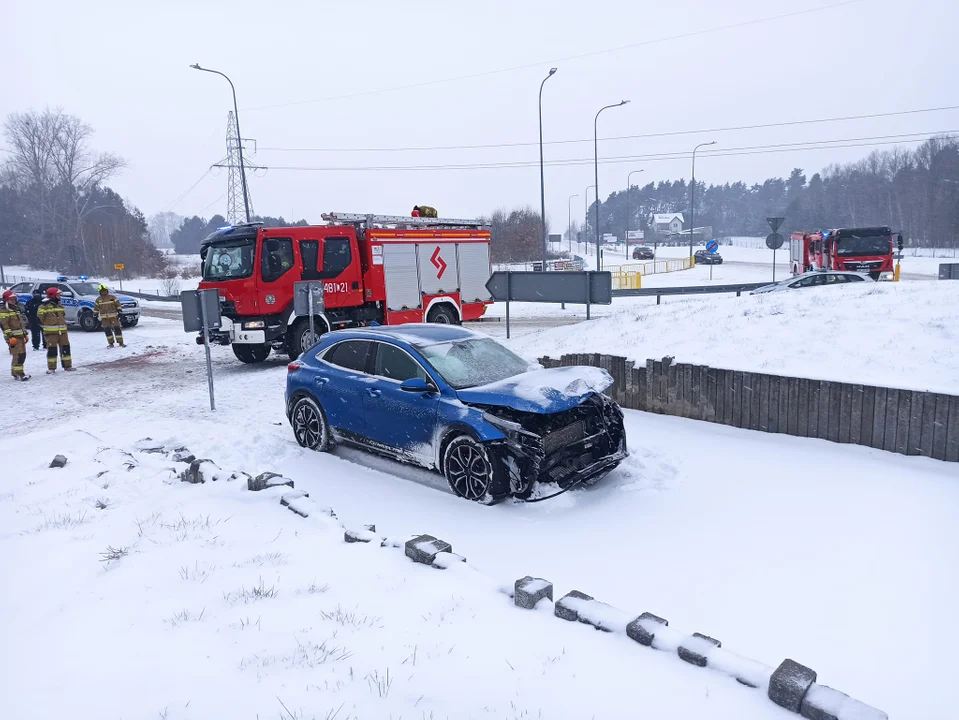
[478, 393, 628, 498]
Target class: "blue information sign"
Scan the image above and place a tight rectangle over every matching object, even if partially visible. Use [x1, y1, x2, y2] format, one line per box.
[706, 240, 719, 254]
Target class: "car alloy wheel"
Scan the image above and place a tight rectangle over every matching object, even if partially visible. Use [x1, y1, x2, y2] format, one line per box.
[291, 396, 331, 452]
[443, 435, 505, 504]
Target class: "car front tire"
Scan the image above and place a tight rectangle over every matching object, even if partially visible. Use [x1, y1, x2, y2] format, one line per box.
[291, 395, 332, 452]
[79, 311, 99, 332]
[442, 435, 508, 505]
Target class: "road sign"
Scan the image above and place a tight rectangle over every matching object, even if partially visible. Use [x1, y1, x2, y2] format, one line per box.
[548, 234, 562, 244]
[766, 217, 785, 233]
[114, 263, 125, 271]
[485, 271, 612, 338]
[766, 233, 784, 250]
[706, 240, 719, 254]
[180, 289, 222, 412]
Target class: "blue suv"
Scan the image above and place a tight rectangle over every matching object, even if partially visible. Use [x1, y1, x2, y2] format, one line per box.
[285, 324, 627, 504]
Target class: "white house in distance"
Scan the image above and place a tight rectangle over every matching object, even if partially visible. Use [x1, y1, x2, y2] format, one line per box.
[650, 213, 685, 234]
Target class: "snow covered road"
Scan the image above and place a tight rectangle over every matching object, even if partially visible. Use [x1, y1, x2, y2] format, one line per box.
[2, 314, 955, 717]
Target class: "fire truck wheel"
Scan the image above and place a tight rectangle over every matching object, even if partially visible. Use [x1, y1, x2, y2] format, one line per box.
[426, 304, 458, 325]
[232, 344, 271, 363]
[289, 319, 324, 360]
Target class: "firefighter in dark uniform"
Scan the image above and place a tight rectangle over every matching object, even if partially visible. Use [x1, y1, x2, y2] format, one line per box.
[38, 287, 74, 373]
[94, 284, 125, 348]
[1, 290, 30, 381]
[25, 288, 46, 350]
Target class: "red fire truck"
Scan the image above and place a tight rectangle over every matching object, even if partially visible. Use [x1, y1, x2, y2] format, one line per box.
[789, 226, 902, 281]
[197, 212, 492, 363]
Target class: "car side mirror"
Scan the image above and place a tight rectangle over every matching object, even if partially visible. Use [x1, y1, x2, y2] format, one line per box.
[400, 377, 434, 393]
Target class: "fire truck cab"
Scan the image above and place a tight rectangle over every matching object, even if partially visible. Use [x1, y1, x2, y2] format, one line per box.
[197, 212, 492, 363]
[790, 226, 902, 281]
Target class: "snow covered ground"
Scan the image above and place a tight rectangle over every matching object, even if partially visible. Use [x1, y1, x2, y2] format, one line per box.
[507, 279, 959, 395]
[1, 314, 955, 718]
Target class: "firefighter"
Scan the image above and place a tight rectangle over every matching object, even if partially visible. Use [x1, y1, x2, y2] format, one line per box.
[418, 205, 438, 218]
[38, 287, 74, 373]
[411, 206, 421, 217]
[1, 290, 30, 381]
[94, 284, 125, 348]
[25, 288, 46, 350]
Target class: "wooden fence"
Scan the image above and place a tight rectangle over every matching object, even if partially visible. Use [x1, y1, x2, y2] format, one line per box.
[538, 354, 959, 462]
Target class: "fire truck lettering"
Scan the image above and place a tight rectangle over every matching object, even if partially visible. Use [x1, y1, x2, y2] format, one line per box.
[324, 282, 348, 294]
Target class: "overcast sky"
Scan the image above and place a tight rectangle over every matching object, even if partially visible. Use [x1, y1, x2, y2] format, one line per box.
[2, 0, 955, 232]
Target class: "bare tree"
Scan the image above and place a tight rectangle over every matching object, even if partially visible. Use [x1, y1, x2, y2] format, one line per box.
[147, 211, 184, 248]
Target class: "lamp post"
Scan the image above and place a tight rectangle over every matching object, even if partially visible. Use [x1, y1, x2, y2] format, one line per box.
[538, 68, 558, 269]
[568, 194, 579, 253]
[584, 185, 595, 255]
[191, 63, 251, 222]
[689, 141, 716, 259]
[594, 100, 630, 271]
[625, 169, 644, 262]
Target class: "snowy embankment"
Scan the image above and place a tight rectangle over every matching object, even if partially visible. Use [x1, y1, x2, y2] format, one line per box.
[508, 280, 959, 395]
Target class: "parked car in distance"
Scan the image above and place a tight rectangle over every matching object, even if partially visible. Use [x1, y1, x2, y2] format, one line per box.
[10, 278, 140, 331]
[751, 270, 872, 294]
[632, 246, 655, 260]
[694, 249, 723, 265]
[285, 325, 628, 505]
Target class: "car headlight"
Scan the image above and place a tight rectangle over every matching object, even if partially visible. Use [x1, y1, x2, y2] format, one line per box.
[243, 320, 265, 329]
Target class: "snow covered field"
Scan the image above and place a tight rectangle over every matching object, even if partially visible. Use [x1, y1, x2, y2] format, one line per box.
[1, 314, 956, 718]
[507, 280, 959, 395]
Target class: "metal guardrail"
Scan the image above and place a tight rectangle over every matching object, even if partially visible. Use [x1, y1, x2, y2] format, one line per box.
[612, 282, 769, 303]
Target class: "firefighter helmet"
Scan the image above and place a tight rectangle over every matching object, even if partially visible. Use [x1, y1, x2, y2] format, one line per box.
[98, 284, 109, 293]
[46, 287, 61, 299]
[2, 290, 16, 302]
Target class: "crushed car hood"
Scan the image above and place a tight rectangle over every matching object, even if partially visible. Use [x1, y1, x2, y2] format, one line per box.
[456, 367, 614, 414]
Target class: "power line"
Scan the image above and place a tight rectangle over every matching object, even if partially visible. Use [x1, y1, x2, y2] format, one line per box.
[244, 0, 867, 112]
[237, 131, 956, 173]
[257, 104, 959, 154]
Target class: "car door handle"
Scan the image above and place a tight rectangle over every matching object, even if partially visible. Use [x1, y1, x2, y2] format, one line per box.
[314, 376, 329, 385]
[365, 388, 381, 398]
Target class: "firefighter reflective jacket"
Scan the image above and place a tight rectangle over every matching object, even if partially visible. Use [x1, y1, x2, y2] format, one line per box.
[418, 205, 438, 218]
[94, 294, 122, 319]
[0, 303, 29, 343]
[38, 299, 68, 334]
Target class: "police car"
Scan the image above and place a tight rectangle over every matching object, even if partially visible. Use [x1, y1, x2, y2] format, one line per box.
[11, 276, 140, 332]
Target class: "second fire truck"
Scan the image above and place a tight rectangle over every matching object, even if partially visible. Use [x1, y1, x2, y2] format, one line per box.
[789, 226, 903, 281]
[197, 212, 493, 363]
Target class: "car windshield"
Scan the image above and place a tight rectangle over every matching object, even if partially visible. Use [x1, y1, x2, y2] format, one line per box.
[835, 233, 890, 256]
[416, 337, 531, 390]
[70, 283, 100, 296]
[203, 239, 255, 280]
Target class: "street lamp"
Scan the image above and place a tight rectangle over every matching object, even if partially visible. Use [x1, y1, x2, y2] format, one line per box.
[625, 169, 644, 261]
[689, 141, 716, 258]
[568, 194, 579, 253]
[191, 63, 251, 222]
[539, 68, 558, 269]
[594, 100, 630, 271]
[584, 185, 595, 255]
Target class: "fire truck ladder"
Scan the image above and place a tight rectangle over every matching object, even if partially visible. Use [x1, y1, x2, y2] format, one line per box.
[321, 212, 486, 229]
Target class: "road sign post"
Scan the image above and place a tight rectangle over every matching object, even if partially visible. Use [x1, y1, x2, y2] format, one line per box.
[114, 263, 125, 291]
[180, 289, 222, 412]
[293, 282, 326, 351]
[765, 218, 786, 282]
[705, 240, 719, 281]
[485, 270, 612, 339]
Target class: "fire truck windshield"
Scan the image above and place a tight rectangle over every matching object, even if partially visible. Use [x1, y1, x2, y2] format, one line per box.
[202, 239, 255, 280]
[835, 233, 890, 257]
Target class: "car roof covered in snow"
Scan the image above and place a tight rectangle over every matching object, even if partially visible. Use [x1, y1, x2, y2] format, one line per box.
[325, 323, 487, 346]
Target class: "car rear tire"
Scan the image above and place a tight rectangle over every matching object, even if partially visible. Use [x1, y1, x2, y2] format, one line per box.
[291, 396, 332, 452]
[79, 311, 99, 332]
[442, 435, 508, 505]
[232, 344, 271, 363]
[427, 304, 458, 325]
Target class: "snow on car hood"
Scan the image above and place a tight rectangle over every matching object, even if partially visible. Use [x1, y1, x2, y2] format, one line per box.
[456, 367, 613, 414]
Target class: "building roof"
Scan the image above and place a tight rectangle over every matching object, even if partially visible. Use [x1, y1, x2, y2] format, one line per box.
[651, 213, 685, 225]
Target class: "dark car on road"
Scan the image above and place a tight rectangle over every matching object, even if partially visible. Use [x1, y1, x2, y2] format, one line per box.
[285, 325, 628, 504]
[694, 249, 723, 265]
[632, 246, 655, 260]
